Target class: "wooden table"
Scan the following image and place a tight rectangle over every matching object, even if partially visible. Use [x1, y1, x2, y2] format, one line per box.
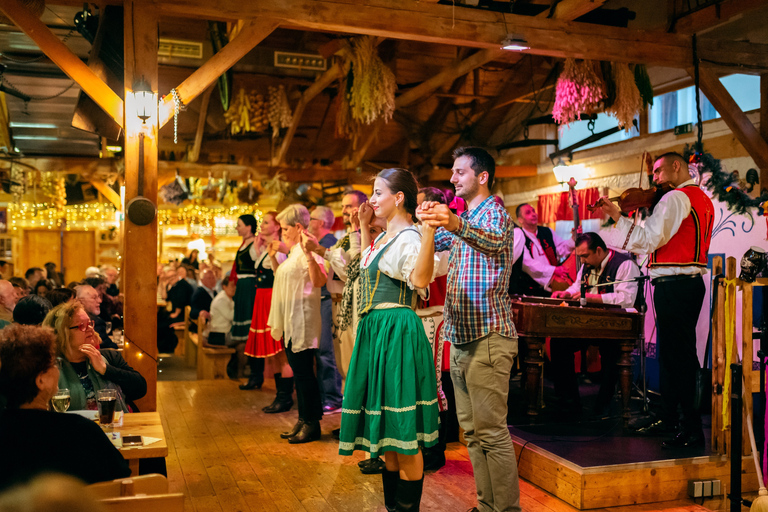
[510, 296, 643, 426]
[113, 412, 168, 475]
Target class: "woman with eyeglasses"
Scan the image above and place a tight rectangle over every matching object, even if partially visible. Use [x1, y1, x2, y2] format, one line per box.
[42, 301, 147, 412]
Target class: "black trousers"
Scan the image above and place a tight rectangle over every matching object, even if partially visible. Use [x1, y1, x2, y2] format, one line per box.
[550, 338, 620, 409]
[285, 340, 323, 422]
[654, 276, 705, 434]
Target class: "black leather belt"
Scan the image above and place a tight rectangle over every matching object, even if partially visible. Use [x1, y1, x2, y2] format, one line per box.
[651, 274, 701, 286]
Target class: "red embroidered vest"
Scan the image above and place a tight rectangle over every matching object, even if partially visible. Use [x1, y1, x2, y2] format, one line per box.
[649, 185, 714, 268]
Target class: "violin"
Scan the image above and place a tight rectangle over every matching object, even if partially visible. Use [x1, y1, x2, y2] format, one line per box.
[588, 182, 675, 213]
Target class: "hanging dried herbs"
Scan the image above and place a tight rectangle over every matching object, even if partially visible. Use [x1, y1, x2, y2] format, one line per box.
[605, 63, 642, 131]
[336, 36, 397, 138]
[552, 59, 606, 128]
[634, 64, 654, 110]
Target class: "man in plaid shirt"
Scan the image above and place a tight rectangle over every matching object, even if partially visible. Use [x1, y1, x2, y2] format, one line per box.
[420, 147, 520, 512]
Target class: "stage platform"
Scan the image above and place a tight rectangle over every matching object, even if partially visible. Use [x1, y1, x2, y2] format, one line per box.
[506, 379, 759, 509]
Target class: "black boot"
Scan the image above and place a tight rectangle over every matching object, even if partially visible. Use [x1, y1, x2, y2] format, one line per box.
[382, 470, 399, 512]
[239, 357, 264, 390]
[264, 376, 294, 413]
[226, 354, 238, 380]
[288, 420, 321, 444]
[280, 419, 304, 439]
[262, 374, 283, 412]
[395, 478, 423, 512]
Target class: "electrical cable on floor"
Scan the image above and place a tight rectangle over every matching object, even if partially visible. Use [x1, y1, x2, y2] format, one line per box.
[516, 440, 532, 466]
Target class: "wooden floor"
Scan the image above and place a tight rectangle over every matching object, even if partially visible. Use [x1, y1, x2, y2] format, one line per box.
[157, 378, 730, 512]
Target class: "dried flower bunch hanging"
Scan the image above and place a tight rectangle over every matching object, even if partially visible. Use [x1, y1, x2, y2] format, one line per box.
[634, 64, 654, 110]
[552, 58, 606, 127]
[268, 85, 293, 138]
[606, 63, 642, 131]
[223, 88, 269, 135]
[336, 36, 397, 138]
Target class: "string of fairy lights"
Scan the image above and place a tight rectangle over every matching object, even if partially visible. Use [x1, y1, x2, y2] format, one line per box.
[8, 202, 261, 234]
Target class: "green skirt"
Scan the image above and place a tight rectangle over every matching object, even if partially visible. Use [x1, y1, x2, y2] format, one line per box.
[231, 276, 256, 342]
[338, 307, 440, 457]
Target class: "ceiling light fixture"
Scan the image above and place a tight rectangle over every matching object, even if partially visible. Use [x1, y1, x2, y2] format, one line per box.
[501, 34, 530, 51]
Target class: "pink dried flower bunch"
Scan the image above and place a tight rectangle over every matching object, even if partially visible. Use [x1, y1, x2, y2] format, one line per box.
[552, 58, 606, 127]
[606, 63, 642, 131]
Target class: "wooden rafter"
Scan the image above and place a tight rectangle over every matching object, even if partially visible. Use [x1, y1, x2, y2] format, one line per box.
[672, 0, 768, 34]
[155, 0, 765, 69]
[187, 85, 214, 163]
[271, 62, 343, 166]
[89, 178, 121, 209]
[0, 0, 124, 127]
[158, 19, 280, 128]
[538, 0, 608, 20]
[696, 67, 768, 170]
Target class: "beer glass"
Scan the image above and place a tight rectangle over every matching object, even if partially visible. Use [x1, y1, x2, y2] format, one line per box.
[96, 389, 118, 425]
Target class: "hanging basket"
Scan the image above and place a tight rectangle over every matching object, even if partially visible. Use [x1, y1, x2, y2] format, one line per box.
[0, 0, 45, 25]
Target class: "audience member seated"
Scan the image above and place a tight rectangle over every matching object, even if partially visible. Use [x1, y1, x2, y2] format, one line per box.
[24, 268, 45, 293]
[75, 285, 116, 350]
[84, 276, 122, 329]
[180, 264, 198, 289]
[0, 280, 17, 327]
[101, 265, 120, 297]
[13, 295, 52, 326]
[44, 262, 65, 288]
[0, 261, 10, 280]
[9, 277, 28, 301]
[0, 324, 130, 490]
[189, 269, 217, 334]
[182, 248, 201, 270]
[43, 301, 146, 412]
[32, 280, 52, 300]
[157, 266, 194, 353]
[84, 267, 101, 279]
[46, 287, 75, 308]
[209, 273, 239, 377]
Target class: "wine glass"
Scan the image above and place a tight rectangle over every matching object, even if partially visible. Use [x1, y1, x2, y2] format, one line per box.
[51, 388, 70, 412]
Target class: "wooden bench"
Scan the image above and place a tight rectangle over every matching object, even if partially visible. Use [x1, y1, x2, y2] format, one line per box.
[184, 305, 198, 367]
[195, 314, 235, 380]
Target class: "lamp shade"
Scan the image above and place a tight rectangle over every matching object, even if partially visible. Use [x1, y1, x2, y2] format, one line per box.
[132, 80, 156, 124]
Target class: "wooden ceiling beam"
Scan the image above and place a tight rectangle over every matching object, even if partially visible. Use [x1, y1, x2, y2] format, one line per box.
[158, 18, 279, 128]
[539, 0, 609, 20]
[89, 178, 122, 209]
[157, 0, 730, 67]
[157, 160, 376, 184]
[187, 84, 214, 163]
[696, 67, 768, 170]
[672, 0, 768, 34]
[0, 0, 124, 128]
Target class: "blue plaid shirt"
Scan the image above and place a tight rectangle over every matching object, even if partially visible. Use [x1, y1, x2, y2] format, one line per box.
[434, 195, 517, 345]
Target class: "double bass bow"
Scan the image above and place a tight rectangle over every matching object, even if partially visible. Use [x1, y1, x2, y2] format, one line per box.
[550, 177, 581, 292]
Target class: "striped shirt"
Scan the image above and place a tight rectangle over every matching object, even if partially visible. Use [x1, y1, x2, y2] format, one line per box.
[434, 195, 517, 345]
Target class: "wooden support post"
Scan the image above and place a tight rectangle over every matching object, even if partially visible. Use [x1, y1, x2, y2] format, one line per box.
[0, 0, 124, 127]
[712, 256, 724, 454]
[697, 68, 768, 171]
[123, 0, 158, 412]
[159, 19, 279, 128]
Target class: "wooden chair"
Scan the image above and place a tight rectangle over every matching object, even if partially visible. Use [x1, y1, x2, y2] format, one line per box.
[183, 305, 198, 367]
[171, 308, 185, 358]
[196, 314, 235, 380]
[98, 493, 184, 512]
[87, 474, 168, 500]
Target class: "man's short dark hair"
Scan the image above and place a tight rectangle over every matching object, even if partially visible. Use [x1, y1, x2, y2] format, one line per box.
[13, 295, 53, 326]
[9, 277, 28, 290]
[655, 152, 687, 167]
[515, 203, 531, 218]
[24, 267, 42, 280]
[418, 187, 447, 204]
[83, 276, 105, 289]
[452, 147, 496, 188]
[575, 232, 607, 252]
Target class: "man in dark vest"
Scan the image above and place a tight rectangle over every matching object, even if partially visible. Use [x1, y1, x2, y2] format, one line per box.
[550, 232, 641, 415]
[510, 203, 575, 297]
[598, 152, 714, 448]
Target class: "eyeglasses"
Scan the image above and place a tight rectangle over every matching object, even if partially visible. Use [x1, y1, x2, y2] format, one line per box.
[69, 320, 94, 332]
